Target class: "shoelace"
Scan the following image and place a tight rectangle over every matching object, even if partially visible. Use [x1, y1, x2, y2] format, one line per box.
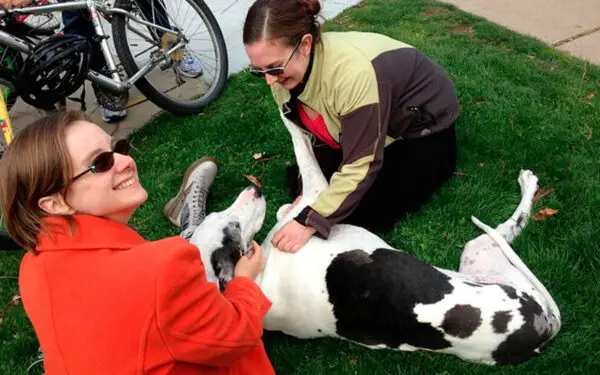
[188, 182, 209, 225]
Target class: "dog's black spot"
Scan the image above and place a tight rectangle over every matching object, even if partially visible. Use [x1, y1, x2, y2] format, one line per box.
[464, 282, 483, 287]
[493, 293, 553, 364]
[492, 311, 512, 333]
[500, 284, 518, 299]
[326, 248, 453, 350]
[441, 304, 482, 338]
[317, 329, 322, 333]
[516, 214, 524, 227]
[210, 222, 243, 292]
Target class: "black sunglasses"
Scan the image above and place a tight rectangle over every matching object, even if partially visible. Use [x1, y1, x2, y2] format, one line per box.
[249, 41, 302, 78]
[72, 139, 131, 181]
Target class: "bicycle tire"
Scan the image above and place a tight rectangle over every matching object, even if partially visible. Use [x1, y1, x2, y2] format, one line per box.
[111, 0, 228, 116]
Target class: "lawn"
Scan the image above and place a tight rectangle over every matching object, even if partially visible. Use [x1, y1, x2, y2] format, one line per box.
[1, 0, 600, 373]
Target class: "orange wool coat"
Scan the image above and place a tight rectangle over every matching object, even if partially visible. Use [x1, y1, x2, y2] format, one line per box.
[19, 214, 275, 375]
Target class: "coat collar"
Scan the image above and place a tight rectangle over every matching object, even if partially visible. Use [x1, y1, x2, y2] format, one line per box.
[36, 214, 146, 252]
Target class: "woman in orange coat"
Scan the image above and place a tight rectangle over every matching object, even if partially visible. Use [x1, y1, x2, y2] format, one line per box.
[0, 111, 275, 375]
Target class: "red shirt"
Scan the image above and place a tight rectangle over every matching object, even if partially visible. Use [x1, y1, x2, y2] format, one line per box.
[297, 101, 340, 149]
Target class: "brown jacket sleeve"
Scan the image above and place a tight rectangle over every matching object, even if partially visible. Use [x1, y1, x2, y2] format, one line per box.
[155, 243, 271, 366]
[296, 71, 393, 238]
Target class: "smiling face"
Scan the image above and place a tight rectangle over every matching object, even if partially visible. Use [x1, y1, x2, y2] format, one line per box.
[189, 184, 266, 289]
[245, 35, 312, 89]
[62, 120, 148, 223]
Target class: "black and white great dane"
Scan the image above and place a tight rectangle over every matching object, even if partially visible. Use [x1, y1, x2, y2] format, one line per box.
[189, 111, 561, 366]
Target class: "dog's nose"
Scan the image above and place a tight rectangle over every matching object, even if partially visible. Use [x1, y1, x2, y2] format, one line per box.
[245, 174, 263, 197]
[251, 183, 262, 197]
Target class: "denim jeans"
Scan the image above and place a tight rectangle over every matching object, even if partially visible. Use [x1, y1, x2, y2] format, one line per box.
[57, 0, 172, 73]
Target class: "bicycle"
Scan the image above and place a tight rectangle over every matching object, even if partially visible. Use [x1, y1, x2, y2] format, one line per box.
[0, 0, 229, 116]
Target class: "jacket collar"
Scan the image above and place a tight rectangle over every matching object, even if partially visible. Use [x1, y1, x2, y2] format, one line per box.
[36, 214, 146, 252]
[290, 38, 317, 99]
[277, 35, 326, 111]
[298, 42, 323, 106]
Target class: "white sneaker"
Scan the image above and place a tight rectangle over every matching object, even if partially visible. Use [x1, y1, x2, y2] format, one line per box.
[163, 157, 218, 239]
[176, 51, 203, 78]
[100, 106, 127, 123]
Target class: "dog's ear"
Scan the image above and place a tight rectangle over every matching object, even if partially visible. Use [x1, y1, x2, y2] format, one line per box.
[210, 222, 244, 292]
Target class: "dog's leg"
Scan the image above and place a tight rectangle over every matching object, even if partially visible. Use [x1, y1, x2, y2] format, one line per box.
[276, 204, 292, 221]
[263, 112, 331, 244]
[493, 170, 538, 244]
[459, 170, 538, 278]
[279, 111, 329, 201]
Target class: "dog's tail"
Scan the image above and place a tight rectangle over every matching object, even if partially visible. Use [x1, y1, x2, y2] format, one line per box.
[470, 216, 561, 336]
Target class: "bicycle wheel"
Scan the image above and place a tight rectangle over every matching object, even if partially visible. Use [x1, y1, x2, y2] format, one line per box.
[111, 0, 228, 116]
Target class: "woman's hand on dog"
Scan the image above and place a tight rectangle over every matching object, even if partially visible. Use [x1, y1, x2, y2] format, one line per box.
[272, 220, 316, 253]
[234, 241, 265, 280]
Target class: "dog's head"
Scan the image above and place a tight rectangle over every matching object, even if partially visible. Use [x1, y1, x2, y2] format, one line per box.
[190, 184, 266, 291]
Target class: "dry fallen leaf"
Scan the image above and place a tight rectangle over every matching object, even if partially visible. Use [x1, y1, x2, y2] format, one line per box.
[245, 174, 262, 188]
[12, 295, 21, 305]
[467, 97, 489, 104]
[478, 162, 485, 167]
[583, 92, 596, 102]
[532, 187, 555, 204]
[252, 152, 265, 160]
[585, 122, 593, 141]
[0, 317, 3, 324]
[453, 172, 467, 176]
[350, 359, 358, 365]
[533, 208, 558, 221]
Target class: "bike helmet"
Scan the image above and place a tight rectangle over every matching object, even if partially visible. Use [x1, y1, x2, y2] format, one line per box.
[15, 34, 90, 110]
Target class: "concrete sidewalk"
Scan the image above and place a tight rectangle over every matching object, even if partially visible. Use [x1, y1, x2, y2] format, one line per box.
[442, 0, 600, 65]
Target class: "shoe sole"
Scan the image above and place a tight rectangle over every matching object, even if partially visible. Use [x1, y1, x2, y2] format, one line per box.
[163, 156, 218, 227]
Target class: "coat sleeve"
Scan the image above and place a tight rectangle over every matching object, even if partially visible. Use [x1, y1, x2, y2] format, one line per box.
[295, 66, 393, 238]
[155, 242, 271, 366]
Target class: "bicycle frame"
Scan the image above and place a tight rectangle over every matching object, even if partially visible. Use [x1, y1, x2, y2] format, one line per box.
[0, 0, 187, 93]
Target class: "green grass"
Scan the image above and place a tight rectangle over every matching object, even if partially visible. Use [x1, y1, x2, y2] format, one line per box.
[2, 0, 600, 373]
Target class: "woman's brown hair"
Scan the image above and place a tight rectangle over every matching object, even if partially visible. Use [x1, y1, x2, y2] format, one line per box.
[0, 110, 86, 253]
[243, 0, 322, 47]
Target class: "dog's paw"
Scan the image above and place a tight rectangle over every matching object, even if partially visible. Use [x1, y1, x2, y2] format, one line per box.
[277, 204, 292, 221]
[518, 169, 538, 194]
